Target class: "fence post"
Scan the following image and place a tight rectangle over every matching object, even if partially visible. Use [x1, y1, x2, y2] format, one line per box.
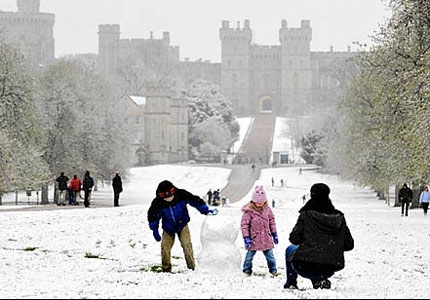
[15, 190, 18, 205]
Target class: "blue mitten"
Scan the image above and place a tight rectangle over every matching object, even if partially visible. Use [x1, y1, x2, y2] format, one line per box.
[244, 237, 252, 249]
[152, 229, 161, 242]
[272, 232, 279, 245]
[149, 221, 159, 231]
[207, 208, 219, 216]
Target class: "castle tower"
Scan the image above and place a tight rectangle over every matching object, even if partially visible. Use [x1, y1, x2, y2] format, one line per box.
[144, 83, 174, 164]
[220, 20, 252, 115]
[98, 24, 120, 76]
[0, 0, 54, 65]
[17, 0, 40, 13]
[279, 20, 312, 115]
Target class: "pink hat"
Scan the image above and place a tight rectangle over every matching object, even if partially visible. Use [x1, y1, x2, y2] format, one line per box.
[252, 186, 267, 204]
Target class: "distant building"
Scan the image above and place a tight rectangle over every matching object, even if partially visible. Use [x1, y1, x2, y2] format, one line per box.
[0, 0, 55, 65]
[99, 20, 354, 116]
[124, 84, 189, 165]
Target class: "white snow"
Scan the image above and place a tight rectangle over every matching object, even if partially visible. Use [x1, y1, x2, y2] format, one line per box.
[231, 117, 252, 153]
[196, 215, 241, 275]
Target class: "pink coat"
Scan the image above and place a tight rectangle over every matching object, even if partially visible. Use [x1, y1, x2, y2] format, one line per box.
[241, 202, 277, 251]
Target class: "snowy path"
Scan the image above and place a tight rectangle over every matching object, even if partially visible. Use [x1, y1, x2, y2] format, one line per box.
[0, 166, 429, 298]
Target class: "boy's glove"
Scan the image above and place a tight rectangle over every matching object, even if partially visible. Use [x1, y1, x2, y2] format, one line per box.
[244, 237, 252, 249]
[272, 232, 279, 244]
[152, 229, 161, 242]
[149, 221, 161, 242]
[207, 208, 219, 216]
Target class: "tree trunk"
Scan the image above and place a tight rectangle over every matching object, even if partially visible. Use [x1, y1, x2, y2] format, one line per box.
[41, 184, 49, 205]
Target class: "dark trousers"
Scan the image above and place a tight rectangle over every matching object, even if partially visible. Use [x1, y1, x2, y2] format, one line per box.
[423, 203, 429, 215]
[114, 193, 120, 207]
[84, 190, 91, 207]
[401, 201, 410, 216]
[285, 245, 334, 286]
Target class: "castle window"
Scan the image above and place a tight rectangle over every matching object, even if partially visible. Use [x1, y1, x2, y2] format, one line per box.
[136, 116, 140, 125]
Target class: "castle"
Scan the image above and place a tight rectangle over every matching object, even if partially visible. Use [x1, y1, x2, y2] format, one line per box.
[98, 19, 354, 116]
[0, 0, 354, 165]
[0, 0, 55, 66]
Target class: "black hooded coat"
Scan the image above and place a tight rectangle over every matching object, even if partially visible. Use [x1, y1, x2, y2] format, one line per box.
[288, 184, 354, 273]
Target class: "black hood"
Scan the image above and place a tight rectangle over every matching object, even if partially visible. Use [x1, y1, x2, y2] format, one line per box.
[306, 210, 344, 233]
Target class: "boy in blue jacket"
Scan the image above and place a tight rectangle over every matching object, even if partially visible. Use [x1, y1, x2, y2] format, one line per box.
[147, 180, 217, 273]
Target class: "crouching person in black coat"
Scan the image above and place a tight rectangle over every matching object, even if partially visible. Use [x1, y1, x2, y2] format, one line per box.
[284, 183, 354, 290]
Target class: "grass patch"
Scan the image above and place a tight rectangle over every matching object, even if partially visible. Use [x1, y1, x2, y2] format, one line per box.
[172, 256, 182, 260]
[85, 252, 106, 260]
[23, 247, 38, 252]
[253, 272, 266, 277]
[140, 264, 164, 273]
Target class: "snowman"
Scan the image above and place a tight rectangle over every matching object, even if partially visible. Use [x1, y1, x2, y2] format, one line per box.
[196, 214, 241, 275]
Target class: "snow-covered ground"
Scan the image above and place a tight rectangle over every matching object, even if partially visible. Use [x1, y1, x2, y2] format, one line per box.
[1, 165, 430, 298]
[231, 117, 252, 154]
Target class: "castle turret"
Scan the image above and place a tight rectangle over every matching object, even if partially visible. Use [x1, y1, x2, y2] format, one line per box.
[220, 20, 252, 115]
[98, 24, 120, 75]
[279, 19, 312, 115]
[17, 0, 40, 13]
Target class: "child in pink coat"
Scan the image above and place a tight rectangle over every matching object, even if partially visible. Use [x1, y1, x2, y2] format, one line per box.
[241, 186, 279, 277]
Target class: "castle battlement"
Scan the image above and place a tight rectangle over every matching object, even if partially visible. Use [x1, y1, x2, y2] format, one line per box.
[0, 11, 54, 24]
[98, 24, 120, 34]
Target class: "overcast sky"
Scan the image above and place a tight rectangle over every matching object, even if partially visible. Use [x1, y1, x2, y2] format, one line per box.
[1, 0, 392, 62]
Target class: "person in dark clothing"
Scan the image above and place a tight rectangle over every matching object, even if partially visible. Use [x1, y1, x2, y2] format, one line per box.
[82, 170, 94, 208]
[147, 180, 218, 273]
[56, 172, 69, 206]
[206, 189, 213, 205]
[398, 183, 413, 217]
[112, 172, 123, 207]
[284, 183, 354, 290]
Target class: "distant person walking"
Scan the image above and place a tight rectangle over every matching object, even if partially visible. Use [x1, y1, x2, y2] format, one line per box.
[419, 185, 430, 216]
[82, 171, 94, 208]
[272, 177, 275, 187]
[112, 172, 123, 207]
[280, 179, 284, 188]
[398, 183, 413, 217]
[251, 164, 256, 173]
[56, 172, 69, 206]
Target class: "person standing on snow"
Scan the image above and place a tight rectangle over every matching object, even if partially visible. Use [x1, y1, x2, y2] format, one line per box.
[419, 185, 430, 216]
[56, 172, 69, 206]
[147, 180, 218, 273]
[82, 170, 94, 208]
[241, 186, 280, 277]
[69, 175, 82, 205]
[284, 183, 354, 290]
[398, 183, 413, 217]
[112, 172, 123, 207]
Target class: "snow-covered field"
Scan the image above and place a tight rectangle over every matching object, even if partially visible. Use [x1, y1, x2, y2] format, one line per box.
[1, 165, 429, 299]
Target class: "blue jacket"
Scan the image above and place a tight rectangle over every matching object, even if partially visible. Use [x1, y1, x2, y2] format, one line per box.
[419, 191, 430, 203]
[147, 189, 210, 234]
